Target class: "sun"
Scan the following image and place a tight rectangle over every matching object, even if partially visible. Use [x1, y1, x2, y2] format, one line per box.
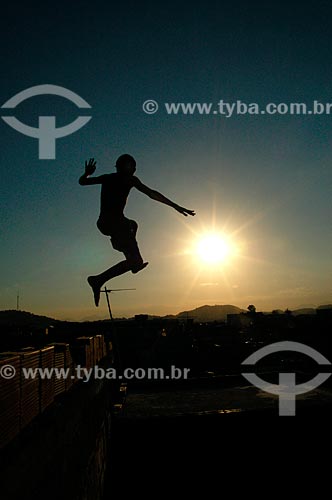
[195, 233, 233, 265]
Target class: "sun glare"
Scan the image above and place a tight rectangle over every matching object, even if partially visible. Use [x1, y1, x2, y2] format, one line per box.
[196, 233, 233, 265]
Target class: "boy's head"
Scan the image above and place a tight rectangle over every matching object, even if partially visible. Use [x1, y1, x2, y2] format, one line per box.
[116, 154, 136, 175]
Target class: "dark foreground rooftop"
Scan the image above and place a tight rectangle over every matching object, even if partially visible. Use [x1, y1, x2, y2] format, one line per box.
[122, 383, 332, 418]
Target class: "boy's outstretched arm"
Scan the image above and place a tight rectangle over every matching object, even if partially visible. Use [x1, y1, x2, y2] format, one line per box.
[134, 178, 196, 217]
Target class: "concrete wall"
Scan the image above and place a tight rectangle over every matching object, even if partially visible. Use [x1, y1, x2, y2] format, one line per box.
[0, 365, 118, 500]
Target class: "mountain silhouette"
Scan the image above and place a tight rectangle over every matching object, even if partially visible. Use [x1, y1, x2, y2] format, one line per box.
[0, 310, 60, 328]
[0, 303, 330, 327]
[164, 304, 246, 322]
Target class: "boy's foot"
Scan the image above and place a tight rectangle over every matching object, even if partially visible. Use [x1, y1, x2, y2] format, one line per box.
[87, 276, 101, 307]
[132, 261, 149, 274]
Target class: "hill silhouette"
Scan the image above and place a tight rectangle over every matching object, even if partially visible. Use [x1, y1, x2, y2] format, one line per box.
[0, 306, 244, 326]
[1, 303, 331, 327]
[0, 310, 60, 328]
[165, 304, 246, 322]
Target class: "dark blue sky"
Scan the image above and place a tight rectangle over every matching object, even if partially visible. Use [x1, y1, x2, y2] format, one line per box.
[1, 1, 331, 319]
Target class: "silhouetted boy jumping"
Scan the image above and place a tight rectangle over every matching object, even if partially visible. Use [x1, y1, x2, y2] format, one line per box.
[79, 154, 195, 306]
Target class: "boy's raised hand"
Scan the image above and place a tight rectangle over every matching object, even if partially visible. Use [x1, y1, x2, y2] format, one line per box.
[85, 158, 96, 176]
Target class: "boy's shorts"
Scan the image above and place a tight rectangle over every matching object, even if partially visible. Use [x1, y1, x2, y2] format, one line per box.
[97, 217, 139, 254]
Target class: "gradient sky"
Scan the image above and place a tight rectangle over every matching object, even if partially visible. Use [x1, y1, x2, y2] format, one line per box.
[1, 0, 331, 320]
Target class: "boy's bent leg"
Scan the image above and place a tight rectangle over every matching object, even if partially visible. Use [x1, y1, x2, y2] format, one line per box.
[123, 246, 148, 274]
[120, 220, 148, 273]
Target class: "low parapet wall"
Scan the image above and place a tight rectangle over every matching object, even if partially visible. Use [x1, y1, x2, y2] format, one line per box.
[0, 358, 120, 500]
